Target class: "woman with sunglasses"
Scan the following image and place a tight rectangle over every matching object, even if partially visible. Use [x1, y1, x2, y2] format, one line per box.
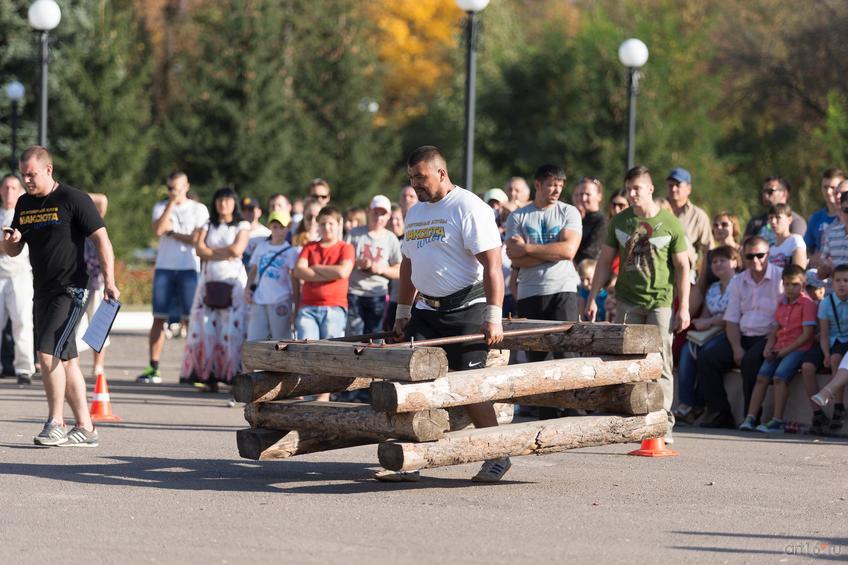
[691, 212, 742, 315]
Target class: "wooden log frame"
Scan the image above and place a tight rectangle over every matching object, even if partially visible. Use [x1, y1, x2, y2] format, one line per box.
[236, 428, 377, 460]
[511, 381, 663, 415]
[378, 410, 668, 472]
[233, 371, 373, 404]
[236, 404, 515, 461]
[241, 340, 448, 381]
[370, 353, 662, 413]
[499, 320, 660, 355]
[244, 400, 450, 442]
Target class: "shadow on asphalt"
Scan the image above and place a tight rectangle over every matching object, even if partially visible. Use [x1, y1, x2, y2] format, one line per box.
[0, 456, 530, 493]
[670, 530, 848, 561]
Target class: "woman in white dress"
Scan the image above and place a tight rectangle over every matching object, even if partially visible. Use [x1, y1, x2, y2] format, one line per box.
[181, 187, 250, 391]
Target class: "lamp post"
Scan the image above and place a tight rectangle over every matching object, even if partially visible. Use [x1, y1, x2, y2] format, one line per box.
[4, 81, 25, 171]
[456, 0, 490, 192]
[28, 0, 62, 148]
[618, 38, 649, 170]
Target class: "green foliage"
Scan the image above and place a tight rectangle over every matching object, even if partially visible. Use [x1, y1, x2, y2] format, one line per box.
[48, 0, 155, 259]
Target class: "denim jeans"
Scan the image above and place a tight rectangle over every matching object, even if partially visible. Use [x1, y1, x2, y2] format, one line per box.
[677, 333, 725, 407]
[295, 305, 347, 340]
[347, 294, 387, 336]
[152, 268, 198, 320]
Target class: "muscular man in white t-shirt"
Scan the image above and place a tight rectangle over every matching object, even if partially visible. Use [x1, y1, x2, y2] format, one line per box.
[138, 172, 209, 384]
[383, 145, 510, 483]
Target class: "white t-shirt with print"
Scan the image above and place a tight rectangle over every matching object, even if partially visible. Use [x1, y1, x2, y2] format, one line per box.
[401, 186, 501, 302]
[248, 240, 298, 305]
[768, 234, 805, 269]
[152, 199, 210, 270]
[204, 220, 250, 282]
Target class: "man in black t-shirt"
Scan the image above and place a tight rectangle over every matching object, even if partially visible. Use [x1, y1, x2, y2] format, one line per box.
[2, 146, 120, 448]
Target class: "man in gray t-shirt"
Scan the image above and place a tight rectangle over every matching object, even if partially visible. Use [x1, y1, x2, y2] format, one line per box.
[505, 164, 582, 363]
[346, 195, 402, 334]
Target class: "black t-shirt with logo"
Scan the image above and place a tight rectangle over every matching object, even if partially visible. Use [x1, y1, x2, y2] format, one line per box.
[11, 183, 105, 296]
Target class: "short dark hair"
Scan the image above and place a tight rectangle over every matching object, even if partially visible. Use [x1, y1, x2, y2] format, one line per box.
[1, 173, 21, 185]
[317, 205, 343, 223]
[167, 171, 187, 184]
[763, 176, 791, 192]
[624, 165, 651, 183]
[768, 203, 792, 217]
[20, 145, 51, 166]
[533, 164, 566, 182]
[742, 235, 769, 251]
[407, 145, 446, 168]
[833, 264, 848, 276]
[840, 191, 848, 206]
[823, 168, 846, 181]
[782, 264, 805, 280]
[710, 244, 741, 265]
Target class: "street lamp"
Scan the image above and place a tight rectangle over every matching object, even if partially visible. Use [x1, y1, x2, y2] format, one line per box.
[618, 38, 649, 170]
[456, 0, 490, 192]
[28, 0, 62, 148]
[5, 82, 25, 171]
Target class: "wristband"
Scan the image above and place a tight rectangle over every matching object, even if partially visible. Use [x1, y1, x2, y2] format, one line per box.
[395, 304, 412, 320]
[485, 305, 502, 324]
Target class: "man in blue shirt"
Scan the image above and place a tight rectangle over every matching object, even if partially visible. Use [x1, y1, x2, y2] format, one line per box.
[807, 168, 846, 263]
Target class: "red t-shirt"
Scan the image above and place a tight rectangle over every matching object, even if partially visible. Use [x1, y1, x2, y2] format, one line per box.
[773, 294, 818, 351]
[299, 240, 355, 308]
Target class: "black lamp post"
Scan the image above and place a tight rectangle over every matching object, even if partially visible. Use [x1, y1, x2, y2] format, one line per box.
[28, 0, 62, 148]
[618, 38, 649, 170]
[456, 0, 490, 192]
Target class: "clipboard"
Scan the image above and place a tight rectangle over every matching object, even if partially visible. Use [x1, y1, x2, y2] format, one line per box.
[82, 299, 122, 353]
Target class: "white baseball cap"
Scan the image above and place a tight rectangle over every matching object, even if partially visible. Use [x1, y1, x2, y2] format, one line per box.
[483, 188, 508, 204]
[370, 195, 392, 213]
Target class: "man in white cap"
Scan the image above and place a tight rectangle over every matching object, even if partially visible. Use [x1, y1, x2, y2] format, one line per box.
[346, 194, 402, 334]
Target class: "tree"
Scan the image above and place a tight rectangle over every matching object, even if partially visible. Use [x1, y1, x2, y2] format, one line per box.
[45, 0, 155, 259]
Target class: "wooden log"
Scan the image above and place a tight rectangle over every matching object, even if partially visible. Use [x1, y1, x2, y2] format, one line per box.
[241, 340, 448, 381]
[244, 400, 450, 442]
[370, 353, 662, 413]
[511, 381, 663, 415]
[378, 410, 667, 471]
[499, 320, 660, 355]
[446, 403, 514, 430]
[236, 428, 375, 460]
[232, 371, 373, 403]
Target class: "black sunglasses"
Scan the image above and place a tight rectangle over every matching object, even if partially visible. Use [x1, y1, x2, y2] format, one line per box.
[745, 252, 767, 260]
[762, 188, 784, 195]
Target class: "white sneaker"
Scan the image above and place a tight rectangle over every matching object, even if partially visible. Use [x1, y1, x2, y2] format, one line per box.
[472, 457, 512, 482]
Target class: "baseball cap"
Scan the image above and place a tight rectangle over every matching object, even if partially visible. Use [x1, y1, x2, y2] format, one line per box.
[667, 167, 692, 184]
[267, 210, 291, 227]
[806, 268, 825, 289]
[240, 195, 259, 209]
[370, 195, 392, 213]
[483, 188, 508, 204]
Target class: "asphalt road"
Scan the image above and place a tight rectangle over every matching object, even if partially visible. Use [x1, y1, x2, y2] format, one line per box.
[0, 332, 846, 564]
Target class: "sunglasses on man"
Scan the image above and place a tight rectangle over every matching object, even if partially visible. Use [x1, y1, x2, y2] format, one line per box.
[744, 252, 767, 260]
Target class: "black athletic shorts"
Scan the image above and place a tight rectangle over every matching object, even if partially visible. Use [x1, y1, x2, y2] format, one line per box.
[34, 287, 89, 361]
[405, 302, 487, 371]
[516, 291, 578, 362]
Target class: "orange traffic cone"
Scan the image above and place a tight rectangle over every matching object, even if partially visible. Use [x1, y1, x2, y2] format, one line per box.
[628, 436, 678, 457]
[89, 372, 122, 422]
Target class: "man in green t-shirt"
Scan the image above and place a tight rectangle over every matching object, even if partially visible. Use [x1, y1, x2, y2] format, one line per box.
[585, 165, 690, 442]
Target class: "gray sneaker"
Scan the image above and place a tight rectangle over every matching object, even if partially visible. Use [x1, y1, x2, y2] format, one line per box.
[17, 373, 32, 385]
[33, 420, 68, 446]
[471, 457, 512, 482]
[58, 426, 99, 448]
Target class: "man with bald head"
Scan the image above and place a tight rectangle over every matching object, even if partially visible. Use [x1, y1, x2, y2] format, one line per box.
[0, 174, 35, 384]
[3, 146, 120, 447]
